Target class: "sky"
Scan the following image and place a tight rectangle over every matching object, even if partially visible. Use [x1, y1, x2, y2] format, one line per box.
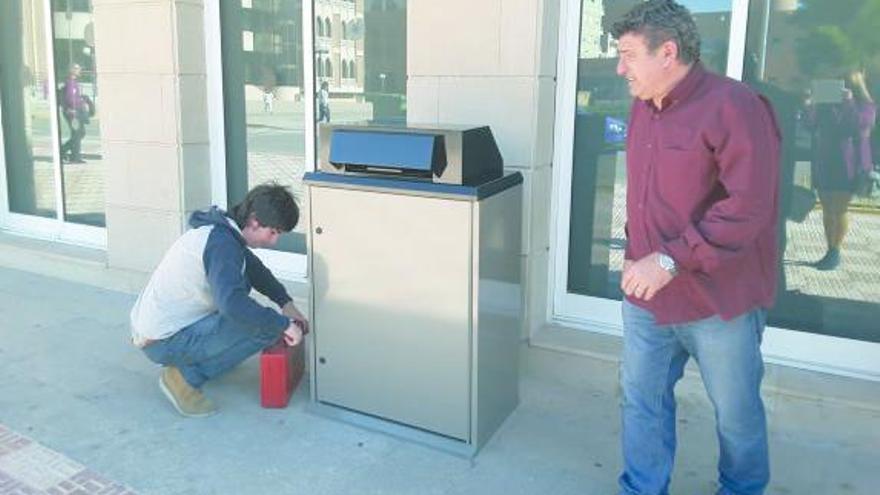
[683, 0, 737, 13]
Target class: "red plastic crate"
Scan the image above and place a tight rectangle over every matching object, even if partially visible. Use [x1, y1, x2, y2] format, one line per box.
[260, 339, 305, 408]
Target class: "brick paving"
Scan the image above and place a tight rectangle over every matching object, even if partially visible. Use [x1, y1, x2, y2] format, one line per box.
[0, 424, 135, 495]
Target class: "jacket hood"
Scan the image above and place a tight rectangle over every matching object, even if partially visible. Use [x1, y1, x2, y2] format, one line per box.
[189, 206, 245, 243]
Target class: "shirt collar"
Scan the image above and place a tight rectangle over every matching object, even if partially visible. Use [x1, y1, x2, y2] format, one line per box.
[644, 61, 706, 112]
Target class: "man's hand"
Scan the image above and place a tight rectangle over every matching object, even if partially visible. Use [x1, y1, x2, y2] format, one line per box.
[621, 252, 675, 301]
[281, 301, 309, 335]
[282, 321, 304, 347]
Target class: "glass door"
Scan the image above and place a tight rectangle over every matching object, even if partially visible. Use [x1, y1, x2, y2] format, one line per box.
[0, 0, 105, 246]
[207, 0, 408, 280]
[215, 0, 312, 278]
[551, 0, 880, 378]
[552, 0, 741, 328]
[741, 0, 880, 374]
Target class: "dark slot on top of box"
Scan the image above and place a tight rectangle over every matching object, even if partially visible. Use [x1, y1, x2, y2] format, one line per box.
[318, 123, 503, 186]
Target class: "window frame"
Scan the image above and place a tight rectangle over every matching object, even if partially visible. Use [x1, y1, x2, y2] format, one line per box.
[0, 0, 106, 248]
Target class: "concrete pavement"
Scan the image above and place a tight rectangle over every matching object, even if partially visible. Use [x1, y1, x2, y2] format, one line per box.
[1, 265, 879, 494]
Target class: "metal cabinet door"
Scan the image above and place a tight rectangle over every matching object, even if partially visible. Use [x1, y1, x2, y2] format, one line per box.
[310, 186, 473, 441]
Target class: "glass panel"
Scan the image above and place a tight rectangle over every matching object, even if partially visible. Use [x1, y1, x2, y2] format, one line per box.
[221, 0, 307, 253]
[315, 0, 407, 128]
[0, 1, 58, 218]
[567, 0, 733, 299]
[744, 0, 880, 343]
[52, 0, 106, 226]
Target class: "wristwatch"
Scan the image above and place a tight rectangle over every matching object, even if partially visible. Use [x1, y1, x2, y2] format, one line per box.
[657, 252, 678, 277]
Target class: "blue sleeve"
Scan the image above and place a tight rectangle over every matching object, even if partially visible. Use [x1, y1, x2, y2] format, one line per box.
[203, 228, 289, 333]
[243, 249, 292, 308]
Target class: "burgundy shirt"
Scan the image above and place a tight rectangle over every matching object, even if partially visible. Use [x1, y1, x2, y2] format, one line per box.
[624, 62, 781, 324]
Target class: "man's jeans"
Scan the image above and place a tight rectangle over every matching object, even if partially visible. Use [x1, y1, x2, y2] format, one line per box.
[619, 300, 769, 495]
[142, 313, 283, 389]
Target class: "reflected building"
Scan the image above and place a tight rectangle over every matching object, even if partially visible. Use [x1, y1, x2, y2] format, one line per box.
[239, 0, 392, 101]
[363, 0, 405, 122]
[240, 0, 306, 100]
[315, 0, 363, 97]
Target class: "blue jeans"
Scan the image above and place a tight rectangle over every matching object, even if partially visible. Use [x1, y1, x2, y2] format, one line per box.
[619, 300, 769, 495]
[142, 313, 283, 389]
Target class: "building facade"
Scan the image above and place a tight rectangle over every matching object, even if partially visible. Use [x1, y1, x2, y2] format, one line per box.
[2, 0, 879, 381]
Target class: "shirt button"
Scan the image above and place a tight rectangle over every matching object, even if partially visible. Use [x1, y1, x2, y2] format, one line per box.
[638, 203, 644, 209]
[646, 143, 652, 148]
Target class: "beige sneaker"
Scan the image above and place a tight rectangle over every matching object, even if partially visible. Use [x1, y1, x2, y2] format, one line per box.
[159, 366, 217, 418]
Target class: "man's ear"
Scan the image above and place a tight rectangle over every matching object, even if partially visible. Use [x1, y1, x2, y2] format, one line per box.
[245, 214, 261, 231]
[661, 40, 679, 67]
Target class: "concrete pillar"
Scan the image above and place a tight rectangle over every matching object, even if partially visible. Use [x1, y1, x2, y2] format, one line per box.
[407, 0, 560, 338]
[93, 0, 210, 272]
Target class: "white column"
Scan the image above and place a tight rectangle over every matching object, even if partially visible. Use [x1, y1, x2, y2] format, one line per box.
[407, 0, 561, 337]
[93, 0, 211, 272]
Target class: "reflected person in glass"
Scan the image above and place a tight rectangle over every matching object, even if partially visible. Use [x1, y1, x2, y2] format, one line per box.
[262, 65, 277, 114]
[805, 70, 877, 270]
[317, 80, 331, 123]
[611, 1, 781, 494]
[59, 63, 88, 164]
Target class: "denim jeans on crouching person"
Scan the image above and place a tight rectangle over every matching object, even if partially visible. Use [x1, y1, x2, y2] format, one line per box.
[618, 300, 769, 495]
[142, 313, 284, 389]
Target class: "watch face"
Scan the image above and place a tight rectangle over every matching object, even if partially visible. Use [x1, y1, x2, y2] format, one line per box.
[659, 254, 675, 272]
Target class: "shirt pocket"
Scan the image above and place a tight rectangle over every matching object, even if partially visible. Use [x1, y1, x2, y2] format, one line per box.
[653, 124, 713, 208]
[660, 124, 700, 151]
[658, 123, 713, 168]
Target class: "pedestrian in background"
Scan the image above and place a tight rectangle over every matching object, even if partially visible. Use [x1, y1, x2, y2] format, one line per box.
[60, 63, 88, 164]
[317, 80, 331, 123]
[805, 70, 876, 271]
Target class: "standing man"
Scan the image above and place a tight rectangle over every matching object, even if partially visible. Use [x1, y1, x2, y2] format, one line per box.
[611, 2, 780, 494]
[131, 183, 309, 417]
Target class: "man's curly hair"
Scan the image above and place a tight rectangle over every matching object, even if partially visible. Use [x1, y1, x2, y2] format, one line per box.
[611, 0, 701, 64]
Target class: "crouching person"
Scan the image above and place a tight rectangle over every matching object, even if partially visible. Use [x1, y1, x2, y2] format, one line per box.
[130, 183, 309, 417]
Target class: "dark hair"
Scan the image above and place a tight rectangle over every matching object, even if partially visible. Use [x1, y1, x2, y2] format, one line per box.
[230, 182, 299, 232]
[611, 0, 701, 64]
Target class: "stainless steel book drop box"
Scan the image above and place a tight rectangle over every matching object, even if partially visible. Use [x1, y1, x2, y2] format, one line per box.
[318, 123, 503, 186]
[306, 124, 522, 457]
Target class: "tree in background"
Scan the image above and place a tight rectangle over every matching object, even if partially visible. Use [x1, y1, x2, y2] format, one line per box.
[794, 0, 880, 77]
[794, 0, 880, 165]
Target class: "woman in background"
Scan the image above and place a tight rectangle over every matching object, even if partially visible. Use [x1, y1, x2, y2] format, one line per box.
[808, 70, 876, 270]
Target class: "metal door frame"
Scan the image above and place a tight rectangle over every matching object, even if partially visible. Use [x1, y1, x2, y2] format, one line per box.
[0, 0, 106, 248]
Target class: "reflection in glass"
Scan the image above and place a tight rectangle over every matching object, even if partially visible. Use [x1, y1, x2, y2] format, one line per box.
[744, 0, 880, 342]
[567, 0, 732, 299]
[221, 0, 306, 253]
[0, 1, 58, 218]
[315, 0, 407, 128]
[221, 1, 407, 255]
[52, 0, 106, 227]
